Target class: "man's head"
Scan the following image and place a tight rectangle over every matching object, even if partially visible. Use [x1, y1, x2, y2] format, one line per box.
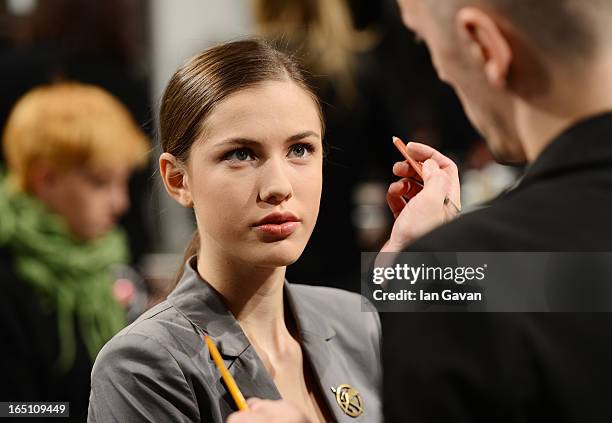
[2, 82, 149, 240]
[396, 0, 612, 163]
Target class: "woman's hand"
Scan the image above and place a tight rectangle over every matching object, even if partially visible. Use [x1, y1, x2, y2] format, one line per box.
[227, 399, 311, 423]
[382, 142, 461, 252]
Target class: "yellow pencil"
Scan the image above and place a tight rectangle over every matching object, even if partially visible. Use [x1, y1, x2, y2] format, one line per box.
[204, 335, 249, 411]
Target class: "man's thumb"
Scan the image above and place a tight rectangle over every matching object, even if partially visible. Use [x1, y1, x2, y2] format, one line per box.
[422, 159, 450, 203]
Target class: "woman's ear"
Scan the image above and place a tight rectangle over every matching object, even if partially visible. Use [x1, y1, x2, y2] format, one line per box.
[159, 152, 193, 208]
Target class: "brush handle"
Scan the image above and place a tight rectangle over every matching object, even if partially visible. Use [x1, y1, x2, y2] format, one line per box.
[392, 136, 424, 181]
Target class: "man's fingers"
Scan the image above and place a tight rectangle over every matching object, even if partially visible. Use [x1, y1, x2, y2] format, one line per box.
[393, 161, 419, 178]
[247, 398, 263, 408]
[421, 160, 451, 205]
[228, 400, 312, 423]
[387, 180, 409, 218]
[227, 412, 255, 423]
[388, 178, 412, 196]
[405, 179, 423, 198]
[407, 142, 457, 172]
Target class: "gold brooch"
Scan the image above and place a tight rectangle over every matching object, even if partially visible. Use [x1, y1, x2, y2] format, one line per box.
[331, 384, 364, 417]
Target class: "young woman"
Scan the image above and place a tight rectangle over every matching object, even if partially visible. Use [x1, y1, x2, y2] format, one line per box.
[88, 40, 382, 423]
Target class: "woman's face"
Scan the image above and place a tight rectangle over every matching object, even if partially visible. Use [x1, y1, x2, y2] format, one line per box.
[185, 80, 323, 267]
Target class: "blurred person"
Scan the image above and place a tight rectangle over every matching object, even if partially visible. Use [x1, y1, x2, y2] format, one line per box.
[0, 0, 153, 264]
[0, 82, 149, 421]
[230, 0, 612, 421]
[87, 40, 382, 423]
[252, 0, 375, 104]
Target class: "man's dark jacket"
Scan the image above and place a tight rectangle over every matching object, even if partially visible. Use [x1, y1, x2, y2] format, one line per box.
[383, 112, 612, 423]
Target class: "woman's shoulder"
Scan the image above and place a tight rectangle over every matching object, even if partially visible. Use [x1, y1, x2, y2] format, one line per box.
[89, 299, 205, 421]
[287, 283, 381, 345]
[110, 300, 176, 338]
[288, 283, 359, 301]
[94, 299, 202, 368]
[288, 283, 378, 315]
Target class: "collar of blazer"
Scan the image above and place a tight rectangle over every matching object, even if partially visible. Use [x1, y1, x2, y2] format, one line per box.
[514, 111, 612, 194]
[166, 256, 337, 358]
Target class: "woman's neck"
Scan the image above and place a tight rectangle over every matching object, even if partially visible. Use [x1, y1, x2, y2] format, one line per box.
[196, 248, 295, 354]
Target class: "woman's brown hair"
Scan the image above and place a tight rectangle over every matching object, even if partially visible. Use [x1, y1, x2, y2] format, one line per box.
[159, 39, 324, 283]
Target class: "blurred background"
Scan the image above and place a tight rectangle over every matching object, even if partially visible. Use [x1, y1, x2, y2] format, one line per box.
[0, 0, 521, 300]
[0, 1, 522, 417]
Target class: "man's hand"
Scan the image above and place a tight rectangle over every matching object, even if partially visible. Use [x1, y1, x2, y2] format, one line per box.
[226, 399, 311, 423]
[382, 142, 461, 252]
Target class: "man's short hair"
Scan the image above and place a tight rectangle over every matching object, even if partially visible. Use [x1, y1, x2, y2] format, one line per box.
[428, 0, 612, 61]
[2, 82, 149, 191]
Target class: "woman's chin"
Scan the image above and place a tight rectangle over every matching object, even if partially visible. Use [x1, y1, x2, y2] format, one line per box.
[253, 253, 301, 268]
[243, 246, 305, 268]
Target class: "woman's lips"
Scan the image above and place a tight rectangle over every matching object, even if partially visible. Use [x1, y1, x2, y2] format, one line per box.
[253, 221, 300, 237]
[252, 211, 301, 238]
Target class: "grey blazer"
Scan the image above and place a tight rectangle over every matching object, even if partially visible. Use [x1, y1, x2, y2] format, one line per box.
[88, 258, 382, 422]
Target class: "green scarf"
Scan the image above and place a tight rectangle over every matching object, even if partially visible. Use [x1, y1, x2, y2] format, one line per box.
[0, 176, 128, 373]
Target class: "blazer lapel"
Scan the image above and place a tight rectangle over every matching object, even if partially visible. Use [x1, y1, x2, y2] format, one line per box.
[167, 258, 281, 410]
[227, 347, 282, 401]
[286, 283, 365, 422]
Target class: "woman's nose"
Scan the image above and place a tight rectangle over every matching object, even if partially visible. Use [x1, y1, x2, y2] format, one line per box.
[257, 159, 293, 205]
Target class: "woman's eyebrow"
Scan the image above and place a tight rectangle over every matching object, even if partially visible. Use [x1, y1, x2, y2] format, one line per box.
[215, 131, 320, 147]
[286, 130, 320, 142]
[213, 138, 260, 148]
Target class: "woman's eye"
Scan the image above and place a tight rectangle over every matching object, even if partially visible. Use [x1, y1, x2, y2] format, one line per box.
[224, 148, 254, 162]
[288, 143, 314, 158]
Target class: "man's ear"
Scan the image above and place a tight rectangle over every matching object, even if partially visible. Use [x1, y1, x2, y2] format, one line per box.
[159, 152, 193, 208]
[455, 7, 512, 88]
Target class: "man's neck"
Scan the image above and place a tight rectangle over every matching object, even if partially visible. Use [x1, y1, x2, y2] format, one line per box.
[517, 58, 612, 162]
